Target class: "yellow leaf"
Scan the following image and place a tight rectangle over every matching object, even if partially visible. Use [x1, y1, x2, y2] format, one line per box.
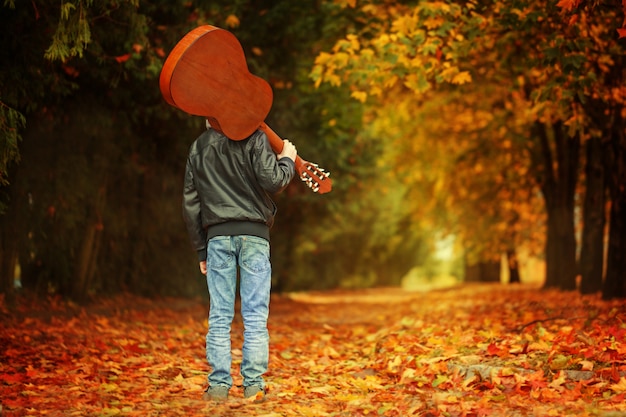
[353, 375, 385, 391]
[326, 73, 342, 88]
[548, 371, 567, 390]
[351, 91, 368, 103]
[401, 367, 417, 383]
[323, 345, 340, 358]
[100, 382, 118, 392]
[225, 14, 240, 28]
[610, 377, 626, 393]
[334, 392, 365, 402]
[549, 354, 570, 370]
[579, 360, 594, 371]
[314, 51, 332, 66]
[310, 385, 336, 394]
[100, 407, 121, 416]
[451, 71, 472, 85]
[371, 86, 383, 97]
[387, 355, 402, 373]
[383, 75, 399, 89]
[360, 48, 375, 60]
[334, 0, 356, 8]
[347, 34, 360, 51]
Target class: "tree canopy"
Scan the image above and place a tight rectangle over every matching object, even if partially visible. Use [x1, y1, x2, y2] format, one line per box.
[310, 0, 626, 298]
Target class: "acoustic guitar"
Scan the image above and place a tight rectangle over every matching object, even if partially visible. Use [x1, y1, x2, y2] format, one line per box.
[159, 25, 332, 194]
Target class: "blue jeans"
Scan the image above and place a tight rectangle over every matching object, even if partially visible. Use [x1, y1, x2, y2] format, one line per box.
[205, 235, 271, 390]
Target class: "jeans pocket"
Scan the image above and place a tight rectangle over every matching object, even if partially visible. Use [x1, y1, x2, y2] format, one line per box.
[241, 236, 270, 274]
[207, 236, 232, 270]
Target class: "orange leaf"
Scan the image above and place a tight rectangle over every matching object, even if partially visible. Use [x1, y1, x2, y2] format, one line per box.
[556, 0, 575, 9]
[618, 28, 626, 39]
[115, 53, 131, 63]
[486, 342, 507, 357]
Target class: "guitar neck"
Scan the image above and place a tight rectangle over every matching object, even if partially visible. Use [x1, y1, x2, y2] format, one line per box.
[258, 122, 332, 194]
[258, 122, 305, 169]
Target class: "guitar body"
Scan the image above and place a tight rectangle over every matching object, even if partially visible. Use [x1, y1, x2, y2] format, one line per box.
[160, 25, 332, 193]
[160, 26, 273, 141]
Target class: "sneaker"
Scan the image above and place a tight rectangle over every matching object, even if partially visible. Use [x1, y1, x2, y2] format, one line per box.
[203, 386, 229, 402]
[243, 385, 266, 402]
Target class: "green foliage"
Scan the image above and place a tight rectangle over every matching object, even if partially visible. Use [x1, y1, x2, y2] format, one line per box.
[0, 102, 24, 186]
[45, 2, 90, 61]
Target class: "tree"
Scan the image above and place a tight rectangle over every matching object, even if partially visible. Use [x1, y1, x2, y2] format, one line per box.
[556, 0, 626, 299]
[579, 137, 606, 294]
[310, 0, 626, 297]
[528, 122, 579, 290]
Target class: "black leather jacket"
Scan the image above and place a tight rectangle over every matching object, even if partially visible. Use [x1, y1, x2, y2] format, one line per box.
[182, 127, 295, 261]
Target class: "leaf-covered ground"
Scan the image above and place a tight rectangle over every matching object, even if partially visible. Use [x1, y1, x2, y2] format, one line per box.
[1, 284, 626, 417]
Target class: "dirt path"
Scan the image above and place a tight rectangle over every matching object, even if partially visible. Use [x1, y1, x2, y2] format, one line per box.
[1, 284, 625, 416]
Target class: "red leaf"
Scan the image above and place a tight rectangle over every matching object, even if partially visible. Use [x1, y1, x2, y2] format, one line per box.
[115, 53, 131, 63]
[2, 397, 27, 408]
[62, 65, 80, 77]
[0, 373, 24, 384]
[486, 342, 507, 357]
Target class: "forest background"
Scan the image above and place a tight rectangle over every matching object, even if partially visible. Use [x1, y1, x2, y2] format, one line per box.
[1, 0, 626, 303]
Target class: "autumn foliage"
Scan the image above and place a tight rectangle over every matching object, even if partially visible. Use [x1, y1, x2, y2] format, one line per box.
[1, 285, 625, 416]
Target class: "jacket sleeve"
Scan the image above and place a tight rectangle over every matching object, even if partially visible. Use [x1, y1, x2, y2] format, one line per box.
[252, 131, 296, 194]
[182, 158, 207, 262]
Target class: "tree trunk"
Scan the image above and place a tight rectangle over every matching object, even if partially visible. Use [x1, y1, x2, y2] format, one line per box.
[579, 137, 606, 294]
[72, 183, 106, 301]
[465, 259, 500, 283]
[531, 122, 579, 291]
[73, 223, 103, 301]
[0, 168, 21, 301]
[603, 123, 626, 300]
[0, 227, 18, 299]
[506, 250, 520, 284]
[603, 193, 626, 299]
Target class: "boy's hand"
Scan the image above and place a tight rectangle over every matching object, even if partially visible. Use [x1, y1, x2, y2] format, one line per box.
[278, 140, 297, 162]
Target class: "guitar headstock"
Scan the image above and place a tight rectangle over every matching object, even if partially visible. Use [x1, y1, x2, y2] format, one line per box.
[298, 161, 332, 194]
